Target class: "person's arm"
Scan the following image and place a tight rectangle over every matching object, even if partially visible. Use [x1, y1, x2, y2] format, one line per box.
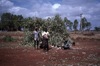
[33, 31, 35, 40]
[38, 31, 41, 39]
[47, 32, 50, 37]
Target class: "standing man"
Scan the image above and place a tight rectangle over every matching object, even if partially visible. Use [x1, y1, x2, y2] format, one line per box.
[42, 28, 50, 51]
[33, 27, 40, 49]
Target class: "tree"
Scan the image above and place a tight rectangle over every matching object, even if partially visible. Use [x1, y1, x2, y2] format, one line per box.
[81, 17, 92, 31]
[64, 17, 73, 31]
[47, 14, 69, 46]
[80, 13, 91, 31]
[69, 22, 73, 31]
[23, 17, 33, 30]
[73, 19, 78, 31]
[80, 14, 83, 31]
[1, 13, 24, 31]
[81, 17, 86, 31]
[12, 15, 24, 31]
[51, 14, 66, 33]
[94, 26, 100, 31]
[1, 13, 11, 31]
[85, 22, 91, 31]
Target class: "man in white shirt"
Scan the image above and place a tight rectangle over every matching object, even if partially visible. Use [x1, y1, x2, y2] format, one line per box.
[42, 28, 50, 51]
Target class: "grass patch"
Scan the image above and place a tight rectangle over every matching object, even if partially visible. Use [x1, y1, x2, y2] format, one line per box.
[3, 35, 15, 42]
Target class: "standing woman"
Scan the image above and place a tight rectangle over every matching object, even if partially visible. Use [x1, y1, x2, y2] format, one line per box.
[42, 28, 50, 51]
[33, 27, 40, 49]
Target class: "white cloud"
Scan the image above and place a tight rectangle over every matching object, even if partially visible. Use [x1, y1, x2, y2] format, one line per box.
[52, 3, 61, 10]
[0, 0, 100, 29]
[31, 3, 54, 18]
[0, 0, 13, 7]
[0, 0, 14, 15]
[8, 6, 36, 17]
[8, 7, 21, 13]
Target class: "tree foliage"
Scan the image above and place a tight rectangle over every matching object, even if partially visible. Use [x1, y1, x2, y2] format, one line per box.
[0, 12, 93, 46]
[73, 19, 78, 31]
[0, 13, 23, 31]
[51, 14, 66, 33]
[94, 26, 100, 31]
[80, 17, 91, 31]
[22, 14, 69, 46]
[64, 17, 73, 31]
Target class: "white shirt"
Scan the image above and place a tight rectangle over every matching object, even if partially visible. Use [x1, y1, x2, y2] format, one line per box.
[42, 31, 50, 36]
[33, 31, 39, 40]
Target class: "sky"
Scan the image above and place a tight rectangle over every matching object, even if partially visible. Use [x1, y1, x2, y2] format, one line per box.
[0, 0, 100, 29]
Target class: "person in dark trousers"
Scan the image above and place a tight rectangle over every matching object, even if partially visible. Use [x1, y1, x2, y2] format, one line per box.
[42, 28, 50, 51]
[33, 27, 40, 49]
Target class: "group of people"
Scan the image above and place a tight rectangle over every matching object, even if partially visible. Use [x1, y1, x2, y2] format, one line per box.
[33, 27, 50, 51]
[33, 27, 75, 51]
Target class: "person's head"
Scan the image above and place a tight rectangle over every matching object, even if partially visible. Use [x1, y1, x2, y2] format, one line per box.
[35, 27, 38, 31]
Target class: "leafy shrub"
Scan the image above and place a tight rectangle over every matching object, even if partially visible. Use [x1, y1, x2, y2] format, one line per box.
[3, 35, 15, 42]
[49, 32, 69, 46]
[22, 14, 69, 47]
[22, 28, 34, 46]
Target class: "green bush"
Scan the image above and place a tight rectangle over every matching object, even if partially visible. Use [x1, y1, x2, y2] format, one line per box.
[3, 35, 15, 42]
[22, 28, 34, 46]
[22, 14, 69, 47]
[49, 32, 69, 47]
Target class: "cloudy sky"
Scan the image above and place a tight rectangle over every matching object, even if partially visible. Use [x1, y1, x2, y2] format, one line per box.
[0, 0, 100, 29]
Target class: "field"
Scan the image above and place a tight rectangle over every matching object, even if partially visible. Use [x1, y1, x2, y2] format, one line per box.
[0, 31, 100, 66]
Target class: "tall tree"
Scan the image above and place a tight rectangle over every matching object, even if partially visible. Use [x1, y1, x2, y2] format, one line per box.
[73, 19, 78, 31]
[80, 14, 91, 31]
[85, 22, 91, 31]
[81, 17, 88, 31]
[1, 13, 24, 31]
[51, 14, 66, 33]
[80, 14, 83, 31]
[64, 17, 72, 31]
[1, 13, 12, 31]
[69, 22, 73, 31]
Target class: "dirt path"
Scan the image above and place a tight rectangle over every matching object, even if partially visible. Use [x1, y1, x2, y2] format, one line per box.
[0, 40, 100, 66]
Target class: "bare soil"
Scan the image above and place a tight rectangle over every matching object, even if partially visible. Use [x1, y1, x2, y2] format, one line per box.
[0, 32, 100, 66]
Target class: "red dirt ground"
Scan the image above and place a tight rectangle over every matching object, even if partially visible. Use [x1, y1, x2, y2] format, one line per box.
[0, 32, 100, 66]
[0, 40, 100, 66]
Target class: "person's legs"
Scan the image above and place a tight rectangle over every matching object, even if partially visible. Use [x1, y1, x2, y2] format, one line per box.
[34, 40, 36, 48]
[45, 39, 49, 51]
[46, 39, 49, 51]
[42, 37, 49, 51]
[43, 38, 46, 51]
[36, 40, 39, 49]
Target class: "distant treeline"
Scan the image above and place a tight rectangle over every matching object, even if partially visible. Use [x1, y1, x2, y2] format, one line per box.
[0, 12, 99, 31]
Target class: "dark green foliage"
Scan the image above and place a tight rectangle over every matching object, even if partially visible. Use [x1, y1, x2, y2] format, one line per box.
[85, 22, 91, 31]
[0, 13, 23, 31]
[73, 19, 78, 31]
[0, 12, 93, 47]
[22, 29, 33, 45]
[51, 14, 66, 33]
[64, 17, 73, 31]
[80, 17, 91, 31]
[3, 35, 15, 42]
[94, 27, 100, 31]
[22, 14, 69, 46]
